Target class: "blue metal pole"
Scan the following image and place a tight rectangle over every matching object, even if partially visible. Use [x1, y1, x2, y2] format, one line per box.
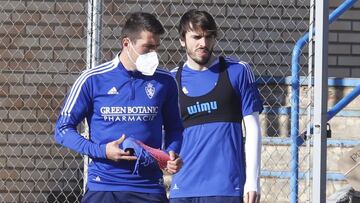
[290, 0, 358, 202]
[328, 0, 359, 24]
[290, 36, 307, 203]
[327, 84, 360, 120]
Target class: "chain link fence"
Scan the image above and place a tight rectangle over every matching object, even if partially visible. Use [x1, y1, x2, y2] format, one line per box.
[1, 0, 358, 202]
[1, 1, 86, 202]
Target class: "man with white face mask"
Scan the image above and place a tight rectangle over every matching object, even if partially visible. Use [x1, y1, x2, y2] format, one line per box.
[126, 39, 160, 76]
[55, 12, 183, 203]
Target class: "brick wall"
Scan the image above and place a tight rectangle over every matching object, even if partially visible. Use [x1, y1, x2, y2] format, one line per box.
[0, 1, 85, 202]
[98, 1, 360, 77]
[329, 0, 360, 77]
[0, 0, 359, 202]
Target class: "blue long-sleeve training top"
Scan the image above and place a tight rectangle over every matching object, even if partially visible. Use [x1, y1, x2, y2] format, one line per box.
[55, 55, 183, 193]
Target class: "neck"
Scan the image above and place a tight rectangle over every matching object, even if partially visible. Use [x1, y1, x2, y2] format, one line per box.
[186, 55, 216, 71]
[119, 51, 136, 71]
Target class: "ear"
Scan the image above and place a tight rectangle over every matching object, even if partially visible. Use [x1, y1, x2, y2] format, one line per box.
[179, 38, 185, 47]
[122, 38, 130, 48]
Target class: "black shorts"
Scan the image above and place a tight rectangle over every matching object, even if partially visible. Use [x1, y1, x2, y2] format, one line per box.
[81, 191, 169, 203]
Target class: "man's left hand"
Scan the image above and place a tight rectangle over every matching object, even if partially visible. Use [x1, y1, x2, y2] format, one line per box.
[243, 191, 260, 203]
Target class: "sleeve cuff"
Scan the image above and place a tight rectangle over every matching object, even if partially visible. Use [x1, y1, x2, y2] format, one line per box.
[99, 144, 107, 159]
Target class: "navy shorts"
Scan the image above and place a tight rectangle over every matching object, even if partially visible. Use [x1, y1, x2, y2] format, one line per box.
[170, 196, 243, 203]
[81, 191, 169, 203]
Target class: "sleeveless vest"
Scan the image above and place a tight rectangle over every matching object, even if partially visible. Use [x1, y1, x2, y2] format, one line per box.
[175, 57, 242, 128]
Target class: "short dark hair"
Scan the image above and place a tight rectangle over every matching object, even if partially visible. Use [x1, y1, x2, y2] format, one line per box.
[121, 12, 165, 41]
[178, 9, 218, 40]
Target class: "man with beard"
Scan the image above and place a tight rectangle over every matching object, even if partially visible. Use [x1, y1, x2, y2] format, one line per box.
[169, 9, 263, 203]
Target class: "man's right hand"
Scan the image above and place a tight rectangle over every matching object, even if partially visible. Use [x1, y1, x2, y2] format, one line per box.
[105, 134, 137, 162]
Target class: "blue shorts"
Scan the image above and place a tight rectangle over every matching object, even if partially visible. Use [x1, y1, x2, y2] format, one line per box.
[170, 196, 243, 203]
[81, 191, 169, 203]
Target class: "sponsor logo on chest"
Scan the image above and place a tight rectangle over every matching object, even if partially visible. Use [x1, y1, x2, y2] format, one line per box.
[100, 106, 159, 122]
[100, 82, 160, 122]
[187, 101, 218, 115]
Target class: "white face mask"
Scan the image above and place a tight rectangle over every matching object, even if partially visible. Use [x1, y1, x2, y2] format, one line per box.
[127, 42, 159, 76]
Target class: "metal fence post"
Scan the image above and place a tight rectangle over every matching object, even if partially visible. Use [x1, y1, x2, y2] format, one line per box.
[312, 0, 329, 202]
[84, 0, 103, 194]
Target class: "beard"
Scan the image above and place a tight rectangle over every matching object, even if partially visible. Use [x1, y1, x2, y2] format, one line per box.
[186, 46, 214, 66]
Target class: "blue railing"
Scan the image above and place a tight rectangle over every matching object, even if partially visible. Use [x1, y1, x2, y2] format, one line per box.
[261, 170, 347, 181]
[262, 137, 360, 148]
[290, 0, 359, 202]
[327, 85, 360, 120]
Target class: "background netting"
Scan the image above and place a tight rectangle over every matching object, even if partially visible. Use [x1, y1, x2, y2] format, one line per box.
[1, 0, 359, 202]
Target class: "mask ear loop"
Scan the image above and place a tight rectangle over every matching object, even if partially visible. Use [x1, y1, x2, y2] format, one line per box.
[126, 39, 139, 65]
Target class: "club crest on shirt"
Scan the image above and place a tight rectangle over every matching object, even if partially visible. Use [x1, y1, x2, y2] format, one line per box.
[145, 83, 155, 99]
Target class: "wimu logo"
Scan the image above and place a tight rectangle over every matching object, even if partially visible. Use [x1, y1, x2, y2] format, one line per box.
[187, 101, 218, 115]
